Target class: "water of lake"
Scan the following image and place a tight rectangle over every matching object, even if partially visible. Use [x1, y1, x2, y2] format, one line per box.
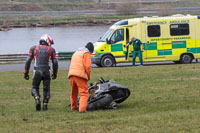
[0, 25, 110, 54]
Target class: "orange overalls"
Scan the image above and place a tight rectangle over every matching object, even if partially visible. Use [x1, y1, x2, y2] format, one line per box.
[68, 50, 91, 112]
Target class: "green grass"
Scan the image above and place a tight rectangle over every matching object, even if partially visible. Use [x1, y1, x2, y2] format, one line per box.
[1, 64, 200, 132]
[0, 14, 141, 26]
[1, 0, 200, 27]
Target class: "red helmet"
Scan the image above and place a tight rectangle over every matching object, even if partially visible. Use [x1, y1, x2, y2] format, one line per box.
[40, 34, 54, 46]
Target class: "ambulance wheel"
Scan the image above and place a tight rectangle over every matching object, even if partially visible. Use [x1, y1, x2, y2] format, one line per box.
[180, 54, 193, 64]
[173, 61, 180, 64]
[101, 55, 115, 67]
[95, 63, 102, 67]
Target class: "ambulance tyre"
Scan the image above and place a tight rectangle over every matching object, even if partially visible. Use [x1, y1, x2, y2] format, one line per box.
[173, 61, 180, 64]
[180, 54, 193, 64]
[95, 63, 102, 67]
[101, 55, 115, 67]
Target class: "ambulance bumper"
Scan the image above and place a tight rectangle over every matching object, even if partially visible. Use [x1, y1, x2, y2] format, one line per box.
[91, 57, 101, 65]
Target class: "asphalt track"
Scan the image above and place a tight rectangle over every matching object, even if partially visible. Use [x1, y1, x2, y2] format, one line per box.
[0, 7, 200, 15]
[1, 61, 199, 72]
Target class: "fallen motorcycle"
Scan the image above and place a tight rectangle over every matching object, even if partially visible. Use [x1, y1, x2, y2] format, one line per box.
[86, 78, 131, 111]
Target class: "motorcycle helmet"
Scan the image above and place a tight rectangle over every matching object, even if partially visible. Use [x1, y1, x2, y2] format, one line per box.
[39, 34, 54, 46]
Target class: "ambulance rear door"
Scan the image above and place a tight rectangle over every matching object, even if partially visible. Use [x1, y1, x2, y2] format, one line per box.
[125, 26, 132, 61]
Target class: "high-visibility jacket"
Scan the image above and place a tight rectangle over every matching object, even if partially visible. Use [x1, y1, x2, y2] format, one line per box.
[68, 50, 91, 80]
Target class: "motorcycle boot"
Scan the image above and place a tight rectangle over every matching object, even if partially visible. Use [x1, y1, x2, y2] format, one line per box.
[43, 103, 48, 111]
[43, 99, 49, 111]
[35, 96, 41, 111]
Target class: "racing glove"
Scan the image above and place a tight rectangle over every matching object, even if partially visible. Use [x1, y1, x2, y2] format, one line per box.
[24, 72, 29, 80]
[51, 73, 57, 80]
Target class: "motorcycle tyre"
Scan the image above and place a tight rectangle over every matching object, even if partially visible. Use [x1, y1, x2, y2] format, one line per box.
[87, 94, 113, 111]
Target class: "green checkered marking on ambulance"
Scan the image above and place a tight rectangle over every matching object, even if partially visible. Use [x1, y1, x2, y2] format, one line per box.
[107, 40, 199, 57]
[158, 49, 172, 56]
[187, 47, 200, 53]
[143, 42, 157, 50]
[172, 41, 186, 49]
[143, 41, 187, 56]
[96, 53, 104, 57]
[148, 42, 157, 50]
[123, 51, 132, 54]
[111, 43, 123, 52]
[143, 43, 147, 50]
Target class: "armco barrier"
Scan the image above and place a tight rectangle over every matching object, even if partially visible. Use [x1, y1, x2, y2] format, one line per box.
[0, 52, 74, 64]
[57, 51, 74, 61]
[0, 53, 27, 64]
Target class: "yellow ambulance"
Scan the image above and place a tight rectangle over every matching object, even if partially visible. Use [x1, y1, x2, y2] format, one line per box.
[92, 14, 200, 67]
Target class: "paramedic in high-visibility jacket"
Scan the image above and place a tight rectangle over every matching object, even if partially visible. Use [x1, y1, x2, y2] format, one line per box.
[68, 42, 94, 113]
[126, 36, 144, 66]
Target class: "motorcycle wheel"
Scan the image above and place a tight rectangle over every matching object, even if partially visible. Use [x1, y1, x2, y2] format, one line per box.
[87, 94, 113, 111]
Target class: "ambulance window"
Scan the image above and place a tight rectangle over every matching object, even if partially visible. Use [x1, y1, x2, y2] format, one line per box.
[110, 29, 124, 44]
[170, 24, 189, 36]
[147, 25, 161, 37]
[99, 29, 114, 42]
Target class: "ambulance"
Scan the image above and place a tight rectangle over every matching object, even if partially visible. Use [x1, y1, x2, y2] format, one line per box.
[91, 14, 200, 67]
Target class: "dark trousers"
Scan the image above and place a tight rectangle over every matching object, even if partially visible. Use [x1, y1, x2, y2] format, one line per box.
[32, 70, 51, 103]
[132, 51, 143, 66]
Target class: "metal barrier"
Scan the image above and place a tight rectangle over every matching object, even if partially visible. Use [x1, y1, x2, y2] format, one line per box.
[0, 52, 74, 64]
[0, 54, 27, 64]
[57, 51, 74, 61]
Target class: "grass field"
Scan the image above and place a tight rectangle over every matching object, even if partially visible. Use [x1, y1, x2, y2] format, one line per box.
[1, 0, 200, 28]
[0, 64, 200, 132]
[0, 14, 139, 25]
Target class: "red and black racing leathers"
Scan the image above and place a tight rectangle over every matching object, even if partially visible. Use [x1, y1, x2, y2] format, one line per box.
[24, 44, 58, 104]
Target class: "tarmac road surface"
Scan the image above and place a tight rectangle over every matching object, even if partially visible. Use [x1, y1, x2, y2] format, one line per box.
[0, 7, 200, 15]
[1, 61, 198, 72]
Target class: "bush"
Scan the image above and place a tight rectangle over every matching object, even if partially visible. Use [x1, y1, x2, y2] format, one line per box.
[116, 2, 139, 16]
[85, 15, 96, 23]
[157, 3, 175, 16]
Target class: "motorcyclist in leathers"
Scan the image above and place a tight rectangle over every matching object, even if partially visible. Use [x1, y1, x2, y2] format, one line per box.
[24, 34, 58, 111]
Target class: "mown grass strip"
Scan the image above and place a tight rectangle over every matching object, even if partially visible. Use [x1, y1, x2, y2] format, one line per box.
[0, 64, 200, 132]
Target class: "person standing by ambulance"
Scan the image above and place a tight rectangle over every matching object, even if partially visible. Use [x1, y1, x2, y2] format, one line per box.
[68, 42, 94, 113]
[126, 36, 144, 66]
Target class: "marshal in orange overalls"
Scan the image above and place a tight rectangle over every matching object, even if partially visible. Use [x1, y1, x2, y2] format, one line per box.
[68, 48, 91, 113]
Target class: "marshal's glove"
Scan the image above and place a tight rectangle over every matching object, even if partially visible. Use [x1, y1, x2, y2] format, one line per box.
[51, 74, 57, 80]
[24, 73, 29, 80]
